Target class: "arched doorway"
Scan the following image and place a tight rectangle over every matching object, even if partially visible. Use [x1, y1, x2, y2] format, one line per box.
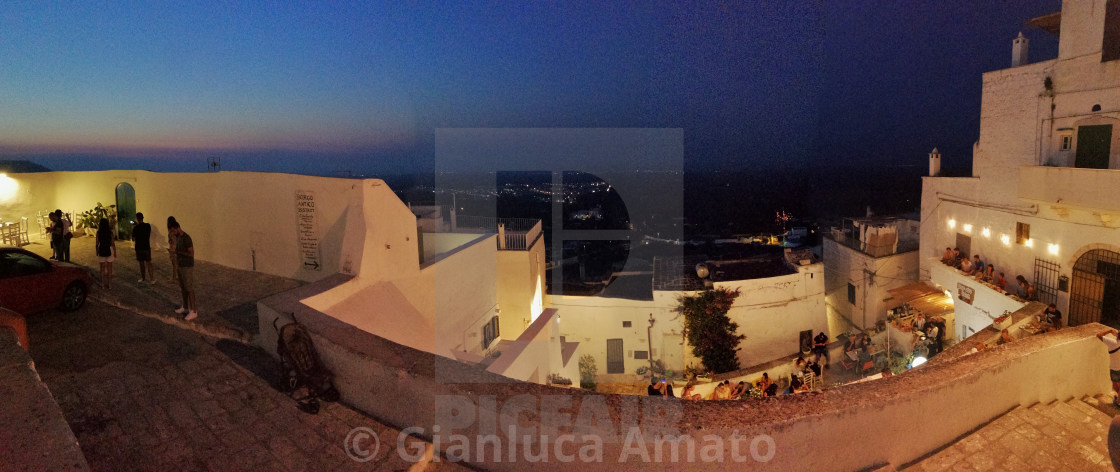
[1070, 249, 1120, 328]
[115, 183, 136, 241]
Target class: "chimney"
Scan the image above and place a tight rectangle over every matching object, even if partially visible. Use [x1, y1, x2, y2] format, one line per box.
[1012, 32, 1029, 67]
[929, 148, 941, 177]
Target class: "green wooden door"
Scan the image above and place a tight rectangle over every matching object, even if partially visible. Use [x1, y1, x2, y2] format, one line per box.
[1075, 125, 1112, 169]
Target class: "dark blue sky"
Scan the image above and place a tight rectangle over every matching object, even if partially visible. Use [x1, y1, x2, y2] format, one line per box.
[0, 1, 1060, 175]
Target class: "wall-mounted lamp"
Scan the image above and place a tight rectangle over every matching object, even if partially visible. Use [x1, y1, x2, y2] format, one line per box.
[981, 228, 991, 238]
[963, 223, 973, 233]
[948, 219, 956, 230]
[1047, 243, 1059, 255]
[0, 174, 18, 202]
[1000, 234, 1011, 245]
[1025, 239, 1034, 248]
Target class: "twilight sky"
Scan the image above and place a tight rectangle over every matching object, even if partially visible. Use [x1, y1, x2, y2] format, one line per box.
[0, 1, 1060, 175]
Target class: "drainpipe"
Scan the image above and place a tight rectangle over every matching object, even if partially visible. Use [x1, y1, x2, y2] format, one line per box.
[647, 313, 656, 382]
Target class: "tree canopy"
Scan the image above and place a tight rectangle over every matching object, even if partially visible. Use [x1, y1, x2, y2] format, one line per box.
[676, 287, 744, 374]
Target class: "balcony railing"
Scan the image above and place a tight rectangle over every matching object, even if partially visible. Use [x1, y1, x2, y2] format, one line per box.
[453, 215, 541, 251]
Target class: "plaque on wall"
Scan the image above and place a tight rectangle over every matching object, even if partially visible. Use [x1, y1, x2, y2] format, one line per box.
[957, 283, 974, 305]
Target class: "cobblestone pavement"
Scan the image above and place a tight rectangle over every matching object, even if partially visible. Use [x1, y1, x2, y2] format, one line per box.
[904, 397, 1115, 471]
[27, 296, 464, 471]
[25, 236, 302, 342]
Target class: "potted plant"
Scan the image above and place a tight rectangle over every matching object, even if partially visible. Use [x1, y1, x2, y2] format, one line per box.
[77, 203, 116, 236]
[993, 313, 1012, 331]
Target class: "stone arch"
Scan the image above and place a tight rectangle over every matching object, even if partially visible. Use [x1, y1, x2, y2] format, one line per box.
[1068, 246, 1120, 327]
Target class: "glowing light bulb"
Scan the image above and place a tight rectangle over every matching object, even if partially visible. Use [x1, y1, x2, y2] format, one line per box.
[982, 228, 991, 238]
[1000, 235, 1011, 245]
[948, 219, 956, 229]
[963, 224, 972, 233]
[1048, 243, 1059, 255]
[1025, 239, 1034, 248]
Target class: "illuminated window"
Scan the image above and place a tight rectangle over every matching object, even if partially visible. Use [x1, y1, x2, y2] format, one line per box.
[1016, 222, 1030, 245]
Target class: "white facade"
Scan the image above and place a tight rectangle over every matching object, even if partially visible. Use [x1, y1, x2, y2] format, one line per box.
[552, 256, 826, 376]
[920, 0, 1120, 336]
[823, 218, 921, 330]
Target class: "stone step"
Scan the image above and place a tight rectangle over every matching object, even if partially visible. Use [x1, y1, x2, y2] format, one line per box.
[1074, 397, 1116, 425]
[1085, 394, 1120, 420]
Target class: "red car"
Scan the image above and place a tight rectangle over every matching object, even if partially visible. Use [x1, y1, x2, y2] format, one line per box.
[0, 247, 91, 314]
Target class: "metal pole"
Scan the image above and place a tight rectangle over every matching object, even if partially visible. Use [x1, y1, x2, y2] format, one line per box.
[647, 313, 656, 383]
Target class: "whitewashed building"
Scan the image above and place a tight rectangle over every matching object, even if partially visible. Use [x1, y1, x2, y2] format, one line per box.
[824, 216, 921, 330]
[552, 247, 826, 376]
[921, 0, 1120, 340]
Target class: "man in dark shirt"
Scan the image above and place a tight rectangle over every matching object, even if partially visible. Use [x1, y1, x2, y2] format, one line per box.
[1041, 304, 1062, 332]
[813, 331, 830, 368]
[169, 221, 197, 321]
[132, 212, 154, 284]
[647, 380, 660, 396]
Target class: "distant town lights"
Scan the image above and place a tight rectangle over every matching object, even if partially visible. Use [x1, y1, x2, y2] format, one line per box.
[1048, 243, 1059, 255]
[963, 223, 973, 233]
[948, 219, 956, 229]
[1001, 234, 1011, 245]
[982, 227, 991, 238]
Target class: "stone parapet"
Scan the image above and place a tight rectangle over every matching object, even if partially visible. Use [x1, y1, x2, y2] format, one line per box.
[0, 327, 89, 471]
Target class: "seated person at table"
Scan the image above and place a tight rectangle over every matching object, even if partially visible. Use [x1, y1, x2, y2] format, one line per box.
[708, 380, 731, 400]
[997, 272, 1007, 291]
[764, 382, 778, 397]
[940, 247, 954, 265]
[757, 373, 773, 394]
[729, 381, 747, 399]
[785, 375, 803, 394]
[680, 381, 702, 401]
[972, 255, 985, 277]
[982, 265, 995, 283]
[997, 328, 1014, 345]
[959, 256, 974, 274]
[648, 380, 661, 396]
[951, 248, 962, 268]
[1040, 304, 1062, 332]
[1015, 275, 1035, 300]
[807, 360, 822, 377]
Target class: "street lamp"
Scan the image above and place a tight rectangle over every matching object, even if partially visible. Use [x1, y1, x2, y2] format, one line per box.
[647, 313, 656, 383]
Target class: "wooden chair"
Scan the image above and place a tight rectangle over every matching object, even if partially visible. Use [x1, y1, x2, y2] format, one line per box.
[19, 217, 29, 245]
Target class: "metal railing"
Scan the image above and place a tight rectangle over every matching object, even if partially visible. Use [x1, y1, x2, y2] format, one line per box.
[453, 215, 541, 251]
[826, 231, 919, 257]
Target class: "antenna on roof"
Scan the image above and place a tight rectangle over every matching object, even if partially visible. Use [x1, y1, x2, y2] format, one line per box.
[206, 156, 221, 172]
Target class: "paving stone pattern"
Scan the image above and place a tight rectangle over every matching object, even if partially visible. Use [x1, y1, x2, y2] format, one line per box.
[905, 397, 1116, 471]
[28, 293, 465, 471]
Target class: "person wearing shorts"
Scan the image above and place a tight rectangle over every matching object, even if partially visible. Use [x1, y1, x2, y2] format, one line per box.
[132, 212, 154, 283]
[95, 218, 116, 290]
[169, 220, 197, 321]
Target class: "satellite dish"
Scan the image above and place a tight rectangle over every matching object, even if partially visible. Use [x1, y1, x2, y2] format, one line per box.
[695, 263, 709, 279]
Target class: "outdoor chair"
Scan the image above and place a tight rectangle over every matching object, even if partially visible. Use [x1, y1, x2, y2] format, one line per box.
[19, 217, 29, 244]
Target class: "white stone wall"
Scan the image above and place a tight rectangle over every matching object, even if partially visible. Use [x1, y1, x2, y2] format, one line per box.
[552, 262, 827, 376]
[2, 170, 366, 281]
[823, 238, 920, 330]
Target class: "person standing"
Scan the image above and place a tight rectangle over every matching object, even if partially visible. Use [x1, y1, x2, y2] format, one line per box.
[48, 212, 62, 260]
[1097, 328, 1120, 407]
[95, 218, 116, 289]
[167, 216, 179, 283]
[169, 220, 197, 321]
[132, 212, 154, 283]
[813, 331, 830, 368]
[58, 211, 72, 262]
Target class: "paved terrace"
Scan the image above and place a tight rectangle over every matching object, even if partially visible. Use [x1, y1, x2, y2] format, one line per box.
[21, 236, 465, 471]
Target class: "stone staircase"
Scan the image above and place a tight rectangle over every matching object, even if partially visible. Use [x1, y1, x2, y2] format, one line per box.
[905, 396, 1116, 471]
